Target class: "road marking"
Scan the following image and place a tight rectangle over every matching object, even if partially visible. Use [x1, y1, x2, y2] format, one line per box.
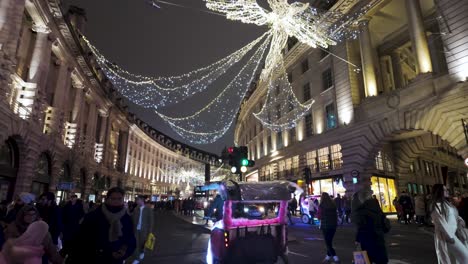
[304, 237, 323, 241]
[288, 251, 309, 258]
[389, 260, 411, 264]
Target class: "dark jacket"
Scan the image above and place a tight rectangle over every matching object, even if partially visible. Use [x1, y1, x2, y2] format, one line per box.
[318, 203, 337, 229]
[62, 200, 85, 242]
[37, 203, 62, 245]
[67, 204, 136, 264]
[353, 198, 388, 264]
[207, 195, 224, 221]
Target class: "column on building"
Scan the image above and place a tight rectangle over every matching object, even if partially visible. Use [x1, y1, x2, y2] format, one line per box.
[94, 110, 108, 163]
[45, 59, 71, 135]
[0, 0, 27, 99]
[405, 0, 433, 74]
[102, 110, 113, 167]
[86, 101, 97, 156]
[359, 19, 378, 97]
[332, 42, 355, 125]
[64, 79, 84, 148]
[117, 129, 129, 172]
[25, 24, 52, 121]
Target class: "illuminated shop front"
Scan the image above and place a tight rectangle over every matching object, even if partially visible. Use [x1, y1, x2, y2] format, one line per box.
[310, 176, 346, 198]
[371, 176, 397, 213]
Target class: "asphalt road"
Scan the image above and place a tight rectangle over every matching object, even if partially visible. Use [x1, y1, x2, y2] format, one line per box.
[143, 211, 438, 264]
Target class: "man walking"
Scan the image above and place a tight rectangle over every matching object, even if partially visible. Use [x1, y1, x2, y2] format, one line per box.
[61, 194, 85, 255]
[131, 196, 154, 264]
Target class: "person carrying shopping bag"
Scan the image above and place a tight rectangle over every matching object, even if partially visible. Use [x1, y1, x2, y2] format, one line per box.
[130, 196, 154, 264]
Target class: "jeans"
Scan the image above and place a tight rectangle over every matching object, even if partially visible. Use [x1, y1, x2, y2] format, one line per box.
[321, 227, 337, 256]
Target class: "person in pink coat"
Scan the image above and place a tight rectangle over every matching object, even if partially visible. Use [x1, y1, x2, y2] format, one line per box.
[0, 221, 49, 264]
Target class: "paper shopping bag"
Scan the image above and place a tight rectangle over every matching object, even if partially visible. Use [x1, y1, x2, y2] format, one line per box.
[353, 250, 371, 264]
[145, 233, 156, 251]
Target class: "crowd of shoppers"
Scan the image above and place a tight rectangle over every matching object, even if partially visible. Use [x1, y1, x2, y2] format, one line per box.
[0, 188, 156, 264]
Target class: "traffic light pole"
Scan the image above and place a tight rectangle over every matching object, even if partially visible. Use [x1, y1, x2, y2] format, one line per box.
[239, 172, 243, 182]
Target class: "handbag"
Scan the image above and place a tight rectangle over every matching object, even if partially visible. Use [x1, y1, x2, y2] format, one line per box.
[145, 233, 156, 251]
[353, 249, 371, 264]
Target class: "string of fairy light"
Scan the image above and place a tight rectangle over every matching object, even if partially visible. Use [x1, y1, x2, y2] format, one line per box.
[85, 0, 373, 144]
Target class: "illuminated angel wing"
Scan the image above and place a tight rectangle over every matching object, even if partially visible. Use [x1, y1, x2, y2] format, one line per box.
[284, 6, 337, 49]
[205, 0, 269, 26]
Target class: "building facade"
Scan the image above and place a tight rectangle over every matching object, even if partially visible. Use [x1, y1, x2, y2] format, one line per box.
[0, 0, 219, 203]
[234, 0, 468, 212]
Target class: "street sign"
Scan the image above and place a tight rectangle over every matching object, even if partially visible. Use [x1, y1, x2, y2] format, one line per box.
[58, 182, 74, 190]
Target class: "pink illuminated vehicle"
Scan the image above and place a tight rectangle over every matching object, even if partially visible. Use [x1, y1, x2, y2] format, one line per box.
[206, 181, 303, 264]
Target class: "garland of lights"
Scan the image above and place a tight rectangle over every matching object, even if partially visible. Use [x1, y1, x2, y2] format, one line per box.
[205, 0, 370, 132]
[84, 33, 268, 108]
[82, 0, 373, 145]
[155, 34, 272, 144]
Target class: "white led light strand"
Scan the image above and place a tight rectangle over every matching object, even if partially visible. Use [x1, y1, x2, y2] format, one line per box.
[205, 0, 368, 132]
[84, 33, 268, 108]
[155, 33, 272, 144]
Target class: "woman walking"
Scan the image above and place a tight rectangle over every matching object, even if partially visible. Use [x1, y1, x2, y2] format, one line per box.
[430, 184, 468, 264]
[317, 192, 339, 263]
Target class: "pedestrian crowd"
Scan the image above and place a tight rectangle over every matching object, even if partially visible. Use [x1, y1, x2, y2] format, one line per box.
[0, 187, 155, 264]
[286, 184, 468, 264]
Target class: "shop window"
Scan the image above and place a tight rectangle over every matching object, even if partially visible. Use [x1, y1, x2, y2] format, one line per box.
[278, 160, 285, 172]
[305, 113, 313, 137]
[371, 176, 397, 213]
[322, 68, 333, 91]
[306, 150, 318, 172]
[292, 156, 299, 169]
[318, 147, 330, 171]
[325, 104, 337, 129]
[330, 144, 342, 170]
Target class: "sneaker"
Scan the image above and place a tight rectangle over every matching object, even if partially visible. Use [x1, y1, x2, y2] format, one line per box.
[322, 256, 331, 263]
[332, 256, 340, 263]
[139, 252, 145, 260]
[132, 260, 140, 264]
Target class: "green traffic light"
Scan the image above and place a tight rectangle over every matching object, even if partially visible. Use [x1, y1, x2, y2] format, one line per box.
[241, 159, 249, 166]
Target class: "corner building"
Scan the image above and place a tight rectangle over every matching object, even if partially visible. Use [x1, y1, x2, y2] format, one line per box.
[235, 0, 468, 213]
[0, 1, 219, 202]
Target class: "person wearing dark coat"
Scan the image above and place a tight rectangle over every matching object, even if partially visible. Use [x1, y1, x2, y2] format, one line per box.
[36, 192, 62, 245]
[61, 194, 85, 255]
[207, 194, 224, 221]
[67, 187, 136, 264]
[317, 192, 339, 263]
[352, 189, 389, 264]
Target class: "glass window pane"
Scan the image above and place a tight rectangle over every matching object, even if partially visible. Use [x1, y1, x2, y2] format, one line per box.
[311, 180, 321, 196]
[320, 179, 334, 196]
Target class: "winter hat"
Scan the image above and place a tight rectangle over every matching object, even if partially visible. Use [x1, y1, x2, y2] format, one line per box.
[19, 192, 36, 204]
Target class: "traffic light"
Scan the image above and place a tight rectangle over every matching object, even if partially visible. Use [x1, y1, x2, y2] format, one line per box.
[227, 146, 255, 175]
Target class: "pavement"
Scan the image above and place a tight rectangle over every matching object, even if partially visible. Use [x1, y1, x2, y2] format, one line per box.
[144, 210, 438, 264]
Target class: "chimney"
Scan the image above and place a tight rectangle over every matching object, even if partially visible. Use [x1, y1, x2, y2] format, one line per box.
[67, 6, 87, 33]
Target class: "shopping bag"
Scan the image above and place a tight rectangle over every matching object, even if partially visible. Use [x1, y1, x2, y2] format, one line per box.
[353, 250, 371, 264]
[145, 233, 156, 251]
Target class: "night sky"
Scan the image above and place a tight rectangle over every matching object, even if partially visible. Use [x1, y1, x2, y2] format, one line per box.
[63, 0, 266, 154]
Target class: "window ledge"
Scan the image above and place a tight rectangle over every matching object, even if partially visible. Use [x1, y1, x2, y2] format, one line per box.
[321, 86, 335, 95]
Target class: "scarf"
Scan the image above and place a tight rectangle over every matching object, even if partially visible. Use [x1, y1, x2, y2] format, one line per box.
[101, 204, 127, 242]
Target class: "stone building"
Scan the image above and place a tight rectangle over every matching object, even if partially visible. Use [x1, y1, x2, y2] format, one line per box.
[234, 0, 468, 213]
[0, 1, 219, 203]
